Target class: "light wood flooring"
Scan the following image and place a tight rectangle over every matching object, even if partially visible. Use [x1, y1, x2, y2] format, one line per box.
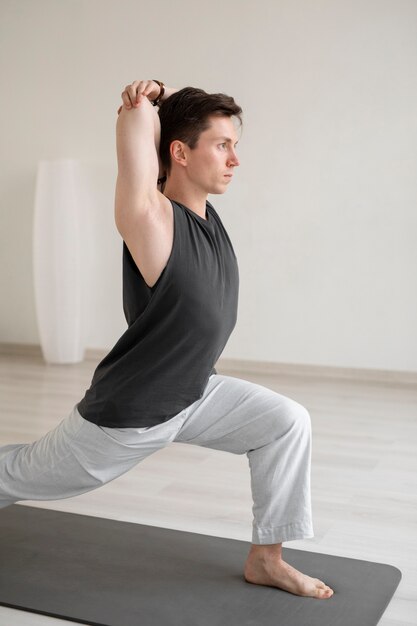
[0, 353, 416, 625]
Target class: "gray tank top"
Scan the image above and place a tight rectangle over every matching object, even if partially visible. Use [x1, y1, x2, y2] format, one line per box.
[76, 198, 239, 428]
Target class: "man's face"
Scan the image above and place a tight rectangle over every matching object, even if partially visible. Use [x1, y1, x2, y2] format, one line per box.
[182, 115, 241, 194]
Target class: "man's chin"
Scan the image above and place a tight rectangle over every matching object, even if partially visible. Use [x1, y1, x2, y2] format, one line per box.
[209, 186, 228, 195]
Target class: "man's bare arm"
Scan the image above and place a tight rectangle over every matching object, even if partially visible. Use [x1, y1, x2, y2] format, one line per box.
[114, 80, 178, 228]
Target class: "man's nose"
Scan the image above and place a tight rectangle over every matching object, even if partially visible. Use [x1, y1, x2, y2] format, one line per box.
[228, 149, 240, 167]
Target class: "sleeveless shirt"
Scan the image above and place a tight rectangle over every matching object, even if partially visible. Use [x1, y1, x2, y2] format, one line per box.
[76, 198, 239, 428]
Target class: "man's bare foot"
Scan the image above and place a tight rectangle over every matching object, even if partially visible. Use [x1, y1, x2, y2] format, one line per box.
[244, 550, 334, 599]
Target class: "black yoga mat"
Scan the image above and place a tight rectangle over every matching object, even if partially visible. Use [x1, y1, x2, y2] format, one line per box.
[0, 504, 401, 626]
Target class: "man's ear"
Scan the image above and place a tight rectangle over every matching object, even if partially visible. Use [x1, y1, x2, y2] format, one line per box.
[170, 140, 187, 168]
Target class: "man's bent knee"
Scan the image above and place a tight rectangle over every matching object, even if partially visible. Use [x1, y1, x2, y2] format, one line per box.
[276, 400, 311, 442]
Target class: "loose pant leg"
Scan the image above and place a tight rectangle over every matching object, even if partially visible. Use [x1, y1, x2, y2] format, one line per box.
[0, 403, 189, 509]
[175, 374, 314, 545]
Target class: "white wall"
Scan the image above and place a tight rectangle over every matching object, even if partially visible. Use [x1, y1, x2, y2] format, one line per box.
[1, 0, 416, 373]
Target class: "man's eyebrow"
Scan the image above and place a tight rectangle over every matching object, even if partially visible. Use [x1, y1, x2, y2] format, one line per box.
[214, 136, 239, 144]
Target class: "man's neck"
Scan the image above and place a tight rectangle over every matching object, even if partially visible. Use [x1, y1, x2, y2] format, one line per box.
[163, 180, 208, 220]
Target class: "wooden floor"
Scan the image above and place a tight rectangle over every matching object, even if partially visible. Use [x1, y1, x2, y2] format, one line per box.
[0, 352, 416, 625]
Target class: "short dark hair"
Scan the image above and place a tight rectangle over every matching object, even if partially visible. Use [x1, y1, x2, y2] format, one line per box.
[157, 87, 243, 177]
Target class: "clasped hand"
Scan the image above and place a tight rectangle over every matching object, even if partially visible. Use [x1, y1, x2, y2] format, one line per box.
[117, 79, 160, 115]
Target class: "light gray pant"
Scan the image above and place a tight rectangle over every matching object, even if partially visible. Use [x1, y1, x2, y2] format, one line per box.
[0, 374, 314, 544]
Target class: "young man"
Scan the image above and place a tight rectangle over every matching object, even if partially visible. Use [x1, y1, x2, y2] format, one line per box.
[0, 80, 333, 599]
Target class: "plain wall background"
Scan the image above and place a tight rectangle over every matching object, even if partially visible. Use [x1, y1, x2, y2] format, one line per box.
[0, 0, 416, 373]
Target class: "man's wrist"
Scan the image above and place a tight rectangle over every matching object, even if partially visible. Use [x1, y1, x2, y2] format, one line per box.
[151, 80, 165, 106]
[154, 85, 178, 105]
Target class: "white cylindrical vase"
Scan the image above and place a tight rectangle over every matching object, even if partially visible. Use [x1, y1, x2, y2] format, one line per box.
[33, 158, 85, 363]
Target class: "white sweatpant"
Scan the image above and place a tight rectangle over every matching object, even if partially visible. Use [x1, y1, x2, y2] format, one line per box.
[0, 373, 314, 544]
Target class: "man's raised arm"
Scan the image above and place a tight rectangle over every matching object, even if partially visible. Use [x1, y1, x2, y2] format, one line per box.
[114, 79, 177, 229]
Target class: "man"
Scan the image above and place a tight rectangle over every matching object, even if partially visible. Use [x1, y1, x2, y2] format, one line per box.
[0, 80, 333, 599]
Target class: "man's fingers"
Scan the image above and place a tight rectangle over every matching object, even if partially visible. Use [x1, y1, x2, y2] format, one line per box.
[121, 90, 131, 108]
[132, 80, 156, 103]
[132, 80, 147, 103]
[120, 80, 154, 111]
